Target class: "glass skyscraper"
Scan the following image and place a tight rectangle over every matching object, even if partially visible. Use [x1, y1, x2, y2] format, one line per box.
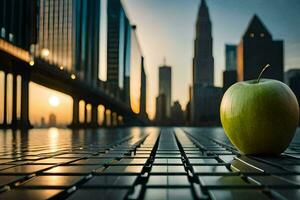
[35, 0, 101, 86]
[35, 0, 74, 70]
[106, 0, 143, 113]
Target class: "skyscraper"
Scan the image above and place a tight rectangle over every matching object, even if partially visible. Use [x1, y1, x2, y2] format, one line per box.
[223, 44, 237, 92]
[158, 65, 172, 118]
[193, 0, 214, 86]
[285, 69, 300, 106]
[155, 94, 167, 124]
[49, 113, 57, 127]
[140, 57, 147, 118]
[225, 45, 237, 71]
[171, 101, 184, 125]
[104, 0, 143, 113]
[35, 0, 101, 86]
[192, 0, 220, 125]
[35, 0, 74, 70]
[223, 70, 237, 92]
[106, 0, 131, 95]
[73, 0, 101, 86]
[237, 15, 283, 81]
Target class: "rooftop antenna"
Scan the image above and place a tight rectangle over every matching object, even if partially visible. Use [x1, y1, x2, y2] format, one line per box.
[163, 57, 166, 66]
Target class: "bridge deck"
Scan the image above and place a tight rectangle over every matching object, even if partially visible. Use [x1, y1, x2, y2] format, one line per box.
[0, 127, 299, 199]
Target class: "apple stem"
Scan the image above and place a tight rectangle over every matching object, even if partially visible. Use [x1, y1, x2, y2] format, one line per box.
[257, 64, 270, 83]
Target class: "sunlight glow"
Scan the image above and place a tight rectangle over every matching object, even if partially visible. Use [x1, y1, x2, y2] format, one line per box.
[49, 96, 60, 107]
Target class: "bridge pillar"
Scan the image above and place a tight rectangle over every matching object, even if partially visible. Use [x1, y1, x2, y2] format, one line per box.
[103, 108, 107, 127]
[3, 72, 7, 127]
[91, 104, 98, 128]
[105, 109, 112, 127]
[20, 73, 31, 129]
[118, 115, 123, 126]
[71, 97, 80, 128]
[112, 112, 117, 127]
[11, 74, 18, 128]
[84, 103, 88, 126]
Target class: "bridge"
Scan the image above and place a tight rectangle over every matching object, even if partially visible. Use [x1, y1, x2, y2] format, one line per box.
[0, 39, 146, 129]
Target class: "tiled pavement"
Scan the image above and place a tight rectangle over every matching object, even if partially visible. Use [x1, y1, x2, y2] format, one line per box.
[0, 127, 300, 200]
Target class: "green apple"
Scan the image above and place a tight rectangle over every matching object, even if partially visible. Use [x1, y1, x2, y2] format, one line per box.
[220, 66, 299, 155]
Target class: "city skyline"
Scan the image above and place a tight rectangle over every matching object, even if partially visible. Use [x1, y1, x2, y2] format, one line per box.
[1, 0, 300, 124]
[124, 0, 300, 119]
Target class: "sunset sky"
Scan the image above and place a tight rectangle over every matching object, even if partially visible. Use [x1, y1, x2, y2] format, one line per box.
[123, 0, 300, 119]
[2, 0, 299, 123]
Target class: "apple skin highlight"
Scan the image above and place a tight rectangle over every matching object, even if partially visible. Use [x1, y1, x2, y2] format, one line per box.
[220, 79, 299, 155]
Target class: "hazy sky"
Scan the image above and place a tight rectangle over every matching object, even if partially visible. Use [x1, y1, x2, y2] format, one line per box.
[123, 0, 300, 119]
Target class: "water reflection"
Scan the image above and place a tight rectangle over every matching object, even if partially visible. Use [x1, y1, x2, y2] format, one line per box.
[0, 127, 155, 153]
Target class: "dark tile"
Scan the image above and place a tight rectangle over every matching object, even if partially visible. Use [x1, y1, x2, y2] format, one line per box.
[0, 165, 53, 175]
[248, 175, 296, 187]
[151, 166, 186, 174]
[98, 166, 143, 174]
[147, 175, 190, 186]
[0, 189, 63, 200]
[144, 188, 193, 200]
[83, 175, 137, 187]
[271, 189, 300, 199]
[199, 176, 255, 187]
[279, 175, 300, 185]
[154, 158, 182, 165]
[20, 175, 83, 188]
[208, 189, 270, 200]
[54, 153, 92, 158]
[0, 159, 13, 164]
[70, 158, 114, 165]
[116, 158, 147, 165]
[0, 165, 14, 170]
[0, 175, 25, 187]
[189, 158, 218, 164]
[67, 189, 128, 200]
[283, 165, 300, 173]
[193, 166, 231, 174]
[33, 158, 76, 164]
[43, 165, 102, 175]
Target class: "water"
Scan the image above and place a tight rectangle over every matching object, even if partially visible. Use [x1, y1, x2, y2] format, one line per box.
[1, 127, 299, 150]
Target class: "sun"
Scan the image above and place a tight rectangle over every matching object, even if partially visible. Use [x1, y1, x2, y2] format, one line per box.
[49, 96, 60, 107]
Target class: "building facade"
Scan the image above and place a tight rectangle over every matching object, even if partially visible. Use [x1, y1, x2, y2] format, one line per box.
[225, 45, 237, 71]
[158, 65, 172, 118]
[0, 0, 37, 50]
[193, 85, 222, 125]
[106, 0, 131, 95]
[155, 94, 167, 125]
[285, 69, 300, 106]
[171, 101, 184, 125]
[237, 15, 283, 81]
[35, 0, 101, 86]
[223, 70, 237, 92]
[73, 0, 101, 86]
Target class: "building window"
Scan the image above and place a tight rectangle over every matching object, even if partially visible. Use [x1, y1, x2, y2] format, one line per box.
[260, 33, 265, 37]
[250, 33, 254, 38]
[9, 33, 14, 42]
[1, 28, 5, 38]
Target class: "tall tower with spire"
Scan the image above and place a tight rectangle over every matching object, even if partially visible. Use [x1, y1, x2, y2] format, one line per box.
[191, 0, 222, 125]
[193, 0, 214, 86]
